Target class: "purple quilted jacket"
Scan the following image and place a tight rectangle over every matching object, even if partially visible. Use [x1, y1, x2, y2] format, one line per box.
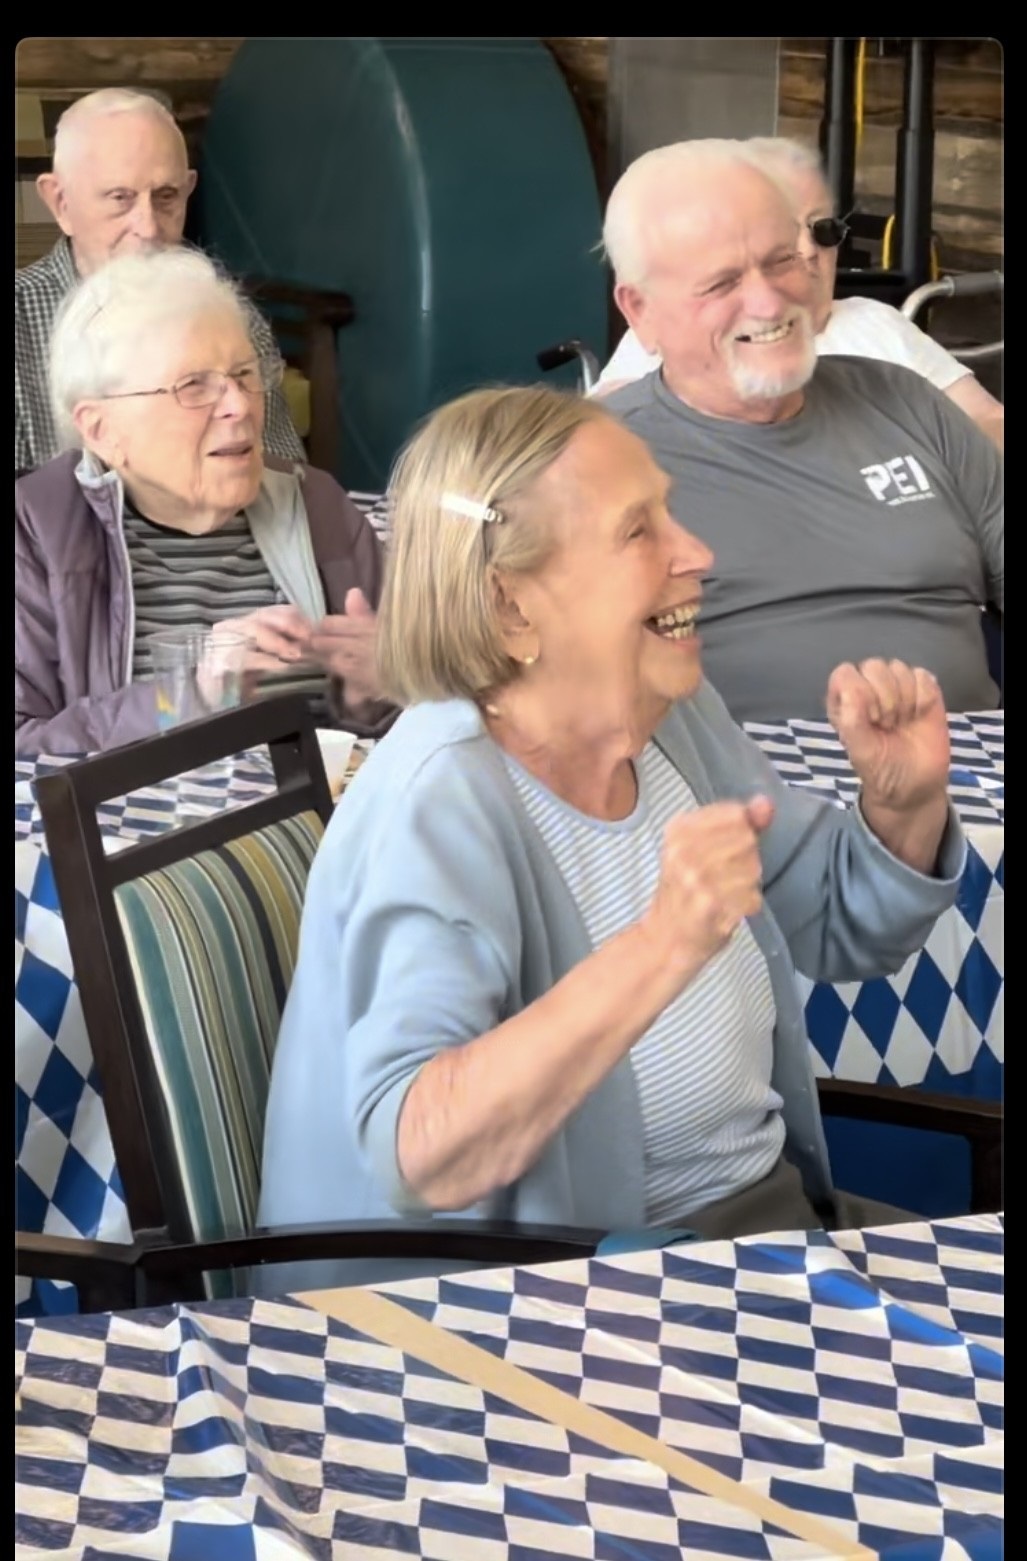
[16, 452, 396, 755]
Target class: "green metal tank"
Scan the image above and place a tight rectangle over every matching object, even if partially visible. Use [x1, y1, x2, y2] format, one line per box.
[197, 37, 606, 491]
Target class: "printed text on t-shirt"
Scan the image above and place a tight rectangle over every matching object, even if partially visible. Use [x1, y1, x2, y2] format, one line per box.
[860, 455, 936, 506]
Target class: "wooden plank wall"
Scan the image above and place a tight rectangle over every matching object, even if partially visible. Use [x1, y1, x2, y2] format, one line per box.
[16, 37, 1001, 274]
[778, 38, 1002, 273]
[15, 36, 243, 146]
[547, 36, 1002, 273]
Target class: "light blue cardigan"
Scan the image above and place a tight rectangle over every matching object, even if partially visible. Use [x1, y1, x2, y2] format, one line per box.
[259, 682, 964, 1236]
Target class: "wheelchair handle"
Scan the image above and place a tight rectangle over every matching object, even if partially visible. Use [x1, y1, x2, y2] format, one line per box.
[536, 339, 600, 394]
[901, 272, 1003, 368]
[901, 271, 1003, 320]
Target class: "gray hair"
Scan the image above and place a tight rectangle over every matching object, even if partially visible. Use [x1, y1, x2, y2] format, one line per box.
[378, 385, 613, 705]
[602, 134, 829, 287]
[744, 136, 834, 215]
[52, 88, 182, 176]
[744, 136, 826, 182]
[49, 247, 252, 450]
[603, 138, 748, 287]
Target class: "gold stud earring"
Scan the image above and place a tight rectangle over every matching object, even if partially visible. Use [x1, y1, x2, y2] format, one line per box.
[520, 653, 537, 667]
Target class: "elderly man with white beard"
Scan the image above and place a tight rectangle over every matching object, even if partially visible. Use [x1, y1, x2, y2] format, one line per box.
[601, 140, 1003, 724]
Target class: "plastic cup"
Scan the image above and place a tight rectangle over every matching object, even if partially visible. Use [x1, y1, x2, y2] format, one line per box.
[149, 627, 253, 731]
[316, 728, 358, 798]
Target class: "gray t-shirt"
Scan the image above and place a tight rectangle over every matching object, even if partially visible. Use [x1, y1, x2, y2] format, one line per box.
[605, 357, 1003, 723]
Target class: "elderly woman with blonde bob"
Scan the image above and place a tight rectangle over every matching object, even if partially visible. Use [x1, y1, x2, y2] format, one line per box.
[15, 246, 394, 755]
[260, 384, 965, 1266]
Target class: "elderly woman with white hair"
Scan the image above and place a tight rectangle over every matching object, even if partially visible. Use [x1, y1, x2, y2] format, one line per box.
[15, 246, 395, 755]
[259, 384, 965, 1274]
[595, 135, 1003, 452]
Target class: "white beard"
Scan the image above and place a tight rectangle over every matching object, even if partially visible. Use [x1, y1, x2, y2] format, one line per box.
[725, 312, 817, 402]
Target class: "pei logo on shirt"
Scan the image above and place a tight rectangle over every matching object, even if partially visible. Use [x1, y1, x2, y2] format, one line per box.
[859, 455, 936, 506]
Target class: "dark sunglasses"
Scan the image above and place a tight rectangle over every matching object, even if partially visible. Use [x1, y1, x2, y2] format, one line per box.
[807, 215, 851, 249]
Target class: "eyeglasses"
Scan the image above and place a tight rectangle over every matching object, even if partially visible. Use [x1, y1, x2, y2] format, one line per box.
[100, 355, 284, 410]
[807, 215, 851, 250]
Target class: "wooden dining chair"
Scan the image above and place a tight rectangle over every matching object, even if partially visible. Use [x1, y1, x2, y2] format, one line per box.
[16, 696, 602, 1312]
[241, 277, 355, 476]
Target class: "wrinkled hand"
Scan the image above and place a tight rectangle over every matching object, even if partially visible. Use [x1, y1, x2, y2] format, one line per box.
[641, 796, 775, 985]
[307, 589, 381, 706]
[827, 659, 950, 813]
[221, 605, 314, 668]
[197, 607, 315, 710]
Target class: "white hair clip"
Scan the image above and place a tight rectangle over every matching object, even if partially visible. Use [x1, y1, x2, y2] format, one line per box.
[441, 492, 505, 525]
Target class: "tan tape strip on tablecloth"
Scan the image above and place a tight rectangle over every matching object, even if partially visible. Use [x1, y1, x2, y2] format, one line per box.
[302, 1285, 873, 1560]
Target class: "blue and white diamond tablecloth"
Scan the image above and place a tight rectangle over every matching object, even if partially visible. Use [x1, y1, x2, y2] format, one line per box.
[15, 714, 1003, 1318]
[15, 1214, 1003, 1560]
[745, 713, 1003, 1101]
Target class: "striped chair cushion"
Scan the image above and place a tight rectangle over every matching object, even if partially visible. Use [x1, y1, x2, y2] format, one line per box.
[113, 810, 324, 1253]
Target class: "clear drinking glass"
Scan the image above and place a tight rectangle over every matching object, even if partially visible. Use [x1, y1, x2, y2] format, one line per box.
[149, 627, 252, 732]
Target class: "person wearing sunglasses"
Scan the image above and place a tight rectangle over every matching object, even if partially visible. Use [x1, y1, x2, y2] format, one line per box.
[594, 136, 1003, 454]
[16, 247, 397, 756]
[597, 139, 1002, 726]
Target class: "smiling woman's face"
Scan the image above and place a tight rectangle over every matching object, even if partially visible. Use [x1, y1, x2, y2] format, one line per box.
[80, 307, 266, 526]
[501, 419, 716, 720]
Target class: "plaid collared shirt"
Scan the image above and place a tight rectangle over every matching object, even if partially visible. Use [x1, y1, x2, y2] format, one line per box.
[15, 237, 306, 474]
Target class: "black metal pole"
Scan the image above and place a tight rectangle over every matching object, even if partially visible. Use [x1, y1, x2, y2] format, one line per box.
[819, 38, 858, 219]
[895, 38, 936, 291]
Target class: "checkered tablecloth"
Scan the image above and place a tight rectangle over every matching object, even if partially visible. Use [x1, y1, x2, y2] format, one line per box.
[15, 1214, 1003, 1560]
[743, 713, 1003, 1100]
[347, 489, 391, 543]
[15, 714, 1004, 1319]
[746, 711, 1004, 828]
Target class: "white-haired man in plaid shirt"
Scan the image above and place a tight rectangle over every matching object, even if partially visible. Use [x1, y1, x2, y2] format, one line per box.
[16, 87, 306, 475]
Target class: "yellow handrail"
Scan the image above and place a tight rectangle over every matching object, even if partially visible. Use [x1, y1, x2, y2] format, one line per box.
[855, 38, 867, 151]
[883, 214, 941, 280]
[882, 213, 896, 267]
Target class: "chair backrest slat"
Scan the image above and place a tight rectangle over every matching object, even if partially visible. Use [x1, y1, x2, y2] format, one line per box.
[104, 777, 316, 888]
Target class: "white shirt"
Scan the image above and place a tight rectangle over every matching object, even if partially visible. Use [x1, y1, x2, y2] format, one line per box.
[503, 742, 783, 1224]
[594, 294, 973, 394]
